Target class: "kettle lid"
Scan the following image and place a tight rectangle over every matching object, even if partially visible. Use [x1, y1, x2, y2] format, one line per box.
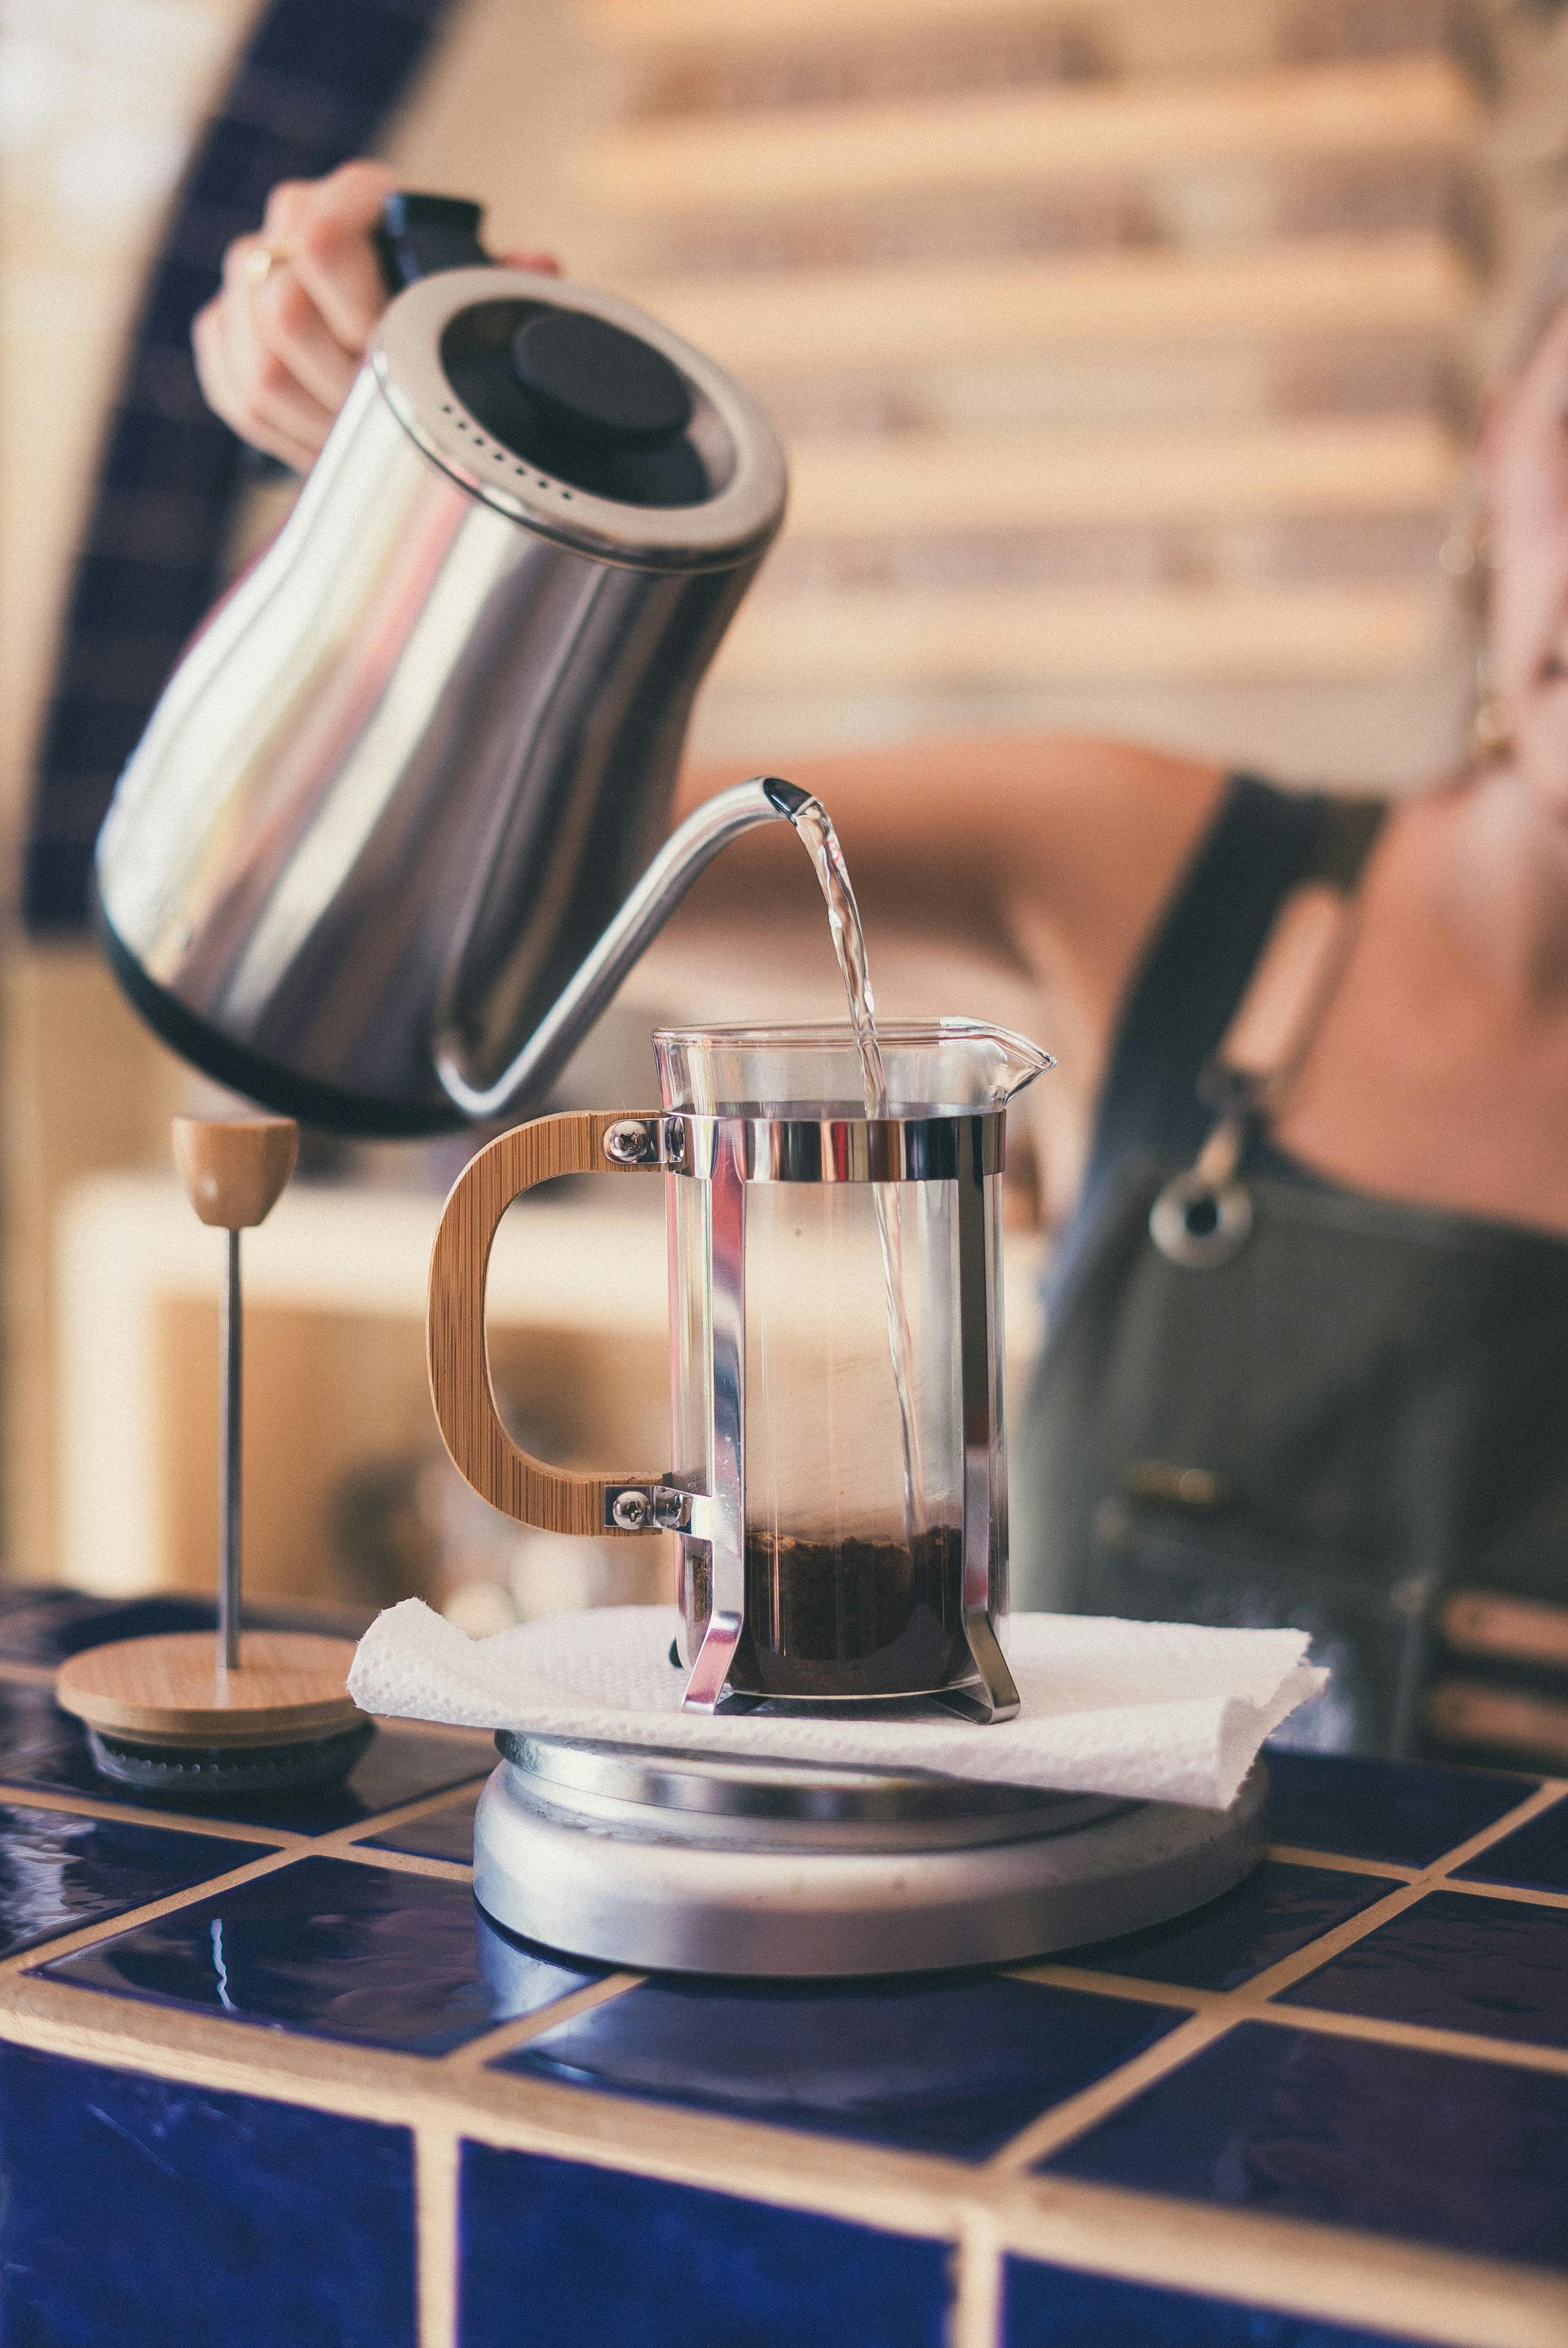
[371, 269, 786, 571]
[510, 311, 692, 450]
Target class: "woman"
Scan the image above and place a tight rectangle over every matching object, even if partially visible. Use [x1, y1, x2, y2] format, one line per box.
[197, 165, 1568, 1767]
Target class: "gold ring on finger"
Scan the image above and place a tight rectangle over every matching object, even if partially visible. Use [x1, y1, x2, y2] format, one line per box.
[243, 241, 290, 288]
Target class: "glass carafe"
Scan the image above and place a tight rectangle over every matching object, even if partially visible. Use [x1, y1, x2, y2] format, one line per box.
[426, 1019, 1051, 1718]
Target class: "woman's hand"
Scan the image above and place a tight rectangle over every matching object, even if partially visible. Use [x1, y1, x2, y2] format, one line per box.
[192, 159, 561, 470]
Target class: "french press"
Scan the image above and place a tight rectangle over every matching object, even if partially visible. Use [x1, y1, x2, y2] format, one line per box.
[428, 1021, 1051, 1718]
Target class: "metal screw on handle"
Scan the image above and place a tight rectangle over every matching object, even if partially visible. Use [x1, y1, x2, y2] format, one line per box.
[607, 1485, 692, 1533]
[602, 1119, 661, 1167]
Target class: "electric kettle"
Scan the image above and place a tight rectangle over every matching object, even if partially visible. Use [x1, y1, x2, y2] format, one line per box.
[94, 195, 792, 1135]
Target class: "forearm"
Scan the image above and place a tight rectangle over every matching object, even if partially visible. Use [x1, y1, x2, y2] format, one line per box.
[679, 733, 1038, 895]
[681, 731, 1223, 922]
[676, 730, 1226, 1026]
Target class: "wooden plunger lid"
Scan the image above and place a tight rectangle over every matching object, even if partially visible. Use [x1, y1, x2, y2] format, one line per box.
[56, 1633, 364, 1750]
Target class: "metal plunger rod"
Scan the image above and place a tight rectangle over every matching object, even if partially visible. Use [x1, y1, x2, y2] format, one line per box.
[221, 1229, 242, 1673]
[170, 1114, 299, 1679]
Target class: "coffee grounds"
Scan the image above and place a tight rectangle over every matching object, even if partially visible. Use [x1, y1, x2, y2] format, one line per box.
[683, 1526, 967, 1700]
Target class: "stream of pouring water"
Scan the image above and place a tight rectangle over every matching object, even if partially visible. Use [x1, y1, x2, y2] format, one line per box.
[785, 796, 927, 1550]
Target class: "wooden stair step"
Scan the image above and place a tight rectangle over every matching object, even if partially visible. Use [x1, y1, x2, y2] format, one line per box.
[784, 413, 1462, 534]
[584, 57, 1479, 216]
[629, 233, 1478, 377]
[712, 579, 1429, 686]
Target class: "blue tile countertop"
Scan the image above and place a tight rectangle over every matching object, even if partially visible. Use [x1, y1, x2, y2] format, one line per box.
[0, 1593, 1563, 2346]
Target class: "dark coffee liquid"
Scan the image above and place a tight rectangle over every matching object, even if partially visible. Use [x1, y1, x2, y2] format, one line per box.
[685, 1528, 966, 1699]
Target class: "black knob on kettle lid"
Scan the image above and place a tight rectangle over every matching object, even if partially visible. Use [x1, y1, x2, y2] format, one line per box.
[510, 311, 693, 452]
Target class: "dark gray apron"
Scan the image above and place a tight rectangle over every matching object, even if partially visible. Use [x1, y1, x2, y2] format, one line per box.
[1016, 783, 1568, 1767]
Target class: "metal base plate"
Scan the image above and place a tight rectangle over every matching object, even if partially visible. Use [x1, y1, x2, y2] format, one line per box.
[473, 1736, 1269, 1978]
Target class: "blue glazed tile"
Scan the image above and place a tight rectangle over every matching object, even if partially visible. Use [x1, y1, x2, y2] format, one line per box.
[1043, 2019, 1568, 2272]
[1003, 2256, 1417, 2346]
[0, 1800, 269, 1959]
[0, 1583, 366, 1664]
[0, 2039, 414, 2346]
[1279, 1887, 1568, 2048]
[1265, 1749, 1535, 1869]
[39, 1854, 600, 2054]
[244, 1725, 491, 1835]
[1452, 1792, 1568, 1893]
[0, 1677, 488, 1834]
[1070, 1862, 1392, 1992]
[362, 1787, 478, 1863]
[458, 2142, 948, 2348]
[0, 1676, 106, 1777]
[497, 1971, 1181, 2161]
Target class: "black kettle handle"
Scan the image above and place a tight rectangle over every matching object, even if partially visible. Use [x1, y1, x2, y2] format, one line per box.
[372, 192, 491, 292]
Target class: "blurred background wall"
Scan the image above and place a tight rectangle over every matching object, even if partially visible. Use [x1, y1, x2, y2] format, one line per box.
[4, 0, 1568, 1614]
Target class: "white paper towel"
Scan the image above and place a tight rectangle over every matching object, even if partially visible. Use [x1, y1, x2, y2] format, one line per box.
[350, 1601, 1324, 1811]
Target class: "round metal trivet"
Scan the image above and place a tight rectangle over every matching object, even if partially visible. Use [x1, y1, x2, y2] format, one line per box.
[472, 1736, 1269, 1978]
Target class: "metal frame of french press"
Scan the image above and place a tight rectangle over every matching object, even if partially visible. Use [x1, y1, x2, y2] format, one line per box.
[427, 1103, 1020, 1722]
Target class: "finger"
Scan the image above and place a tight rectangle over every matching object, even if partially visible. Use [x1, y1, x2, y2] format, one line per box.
[501, 249, 562, 277]
[252, 263, 361, 413]
[284, 161, 401, 352]
[192, 298, 250, 439]
[193, 300, 319, 471]
[263, 160, 395, 252]
[219, 243, 338, 459]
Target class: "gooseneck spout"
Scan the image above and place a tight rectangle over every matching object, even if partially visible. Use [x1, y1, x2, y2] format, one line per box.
[434, 776, 813, 1123]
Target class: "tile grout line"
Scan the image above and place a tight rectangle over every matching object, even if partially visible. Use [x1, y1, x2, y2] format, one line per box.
[948, 2213, 1003, 2348]
[1216, 1877, 1435, 2002]
[992, 2174, 1568, 2348]
[439, 1973, 645, 2074]
[1236, 1777, 1568, 2004]
[1267, 1842, 1417, 1881]
[0, 1844, 305, 1980]
[990, 1777, 1568, 2177]
[1419, 1779, 1568, 1879]
[325, 1844, 474, 1886]
[1089, 1778, 1568, 2025]
[1, 1964, 1562, 2348]
[1249, 1997, 1568, 2076]
[1408, 1874, 1568, 1914]
[325, 1777, 490, 1852]
[1015, 1959, 1568, 2075]
[1012, 1962, 1216, 2012]
[987, 2008, 1236, 2175]
[0, 1779, 307, 1847]
[0, 1792, 1564, 2168]
[0, 1747, 1560, 2328]
[0, 1979, 987, 2242]
[415, 2122, 460, 2348]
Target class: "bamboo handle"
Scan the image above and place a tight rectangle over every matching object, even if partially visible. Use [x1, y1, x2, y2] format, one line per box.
[172, 1116, 299, 1229]
[427, 1112, 664, 1537]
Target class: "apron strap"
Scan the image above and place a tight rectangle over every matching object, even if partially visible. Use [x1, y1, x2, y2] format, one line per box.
[1193, 793, 1388, 1160]
[1149, 794, 1388, 1258]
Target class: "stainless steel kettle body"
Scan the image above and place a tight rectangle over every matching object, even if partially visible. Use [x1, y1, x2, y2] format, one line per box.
[95, 263, 789, 1135]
